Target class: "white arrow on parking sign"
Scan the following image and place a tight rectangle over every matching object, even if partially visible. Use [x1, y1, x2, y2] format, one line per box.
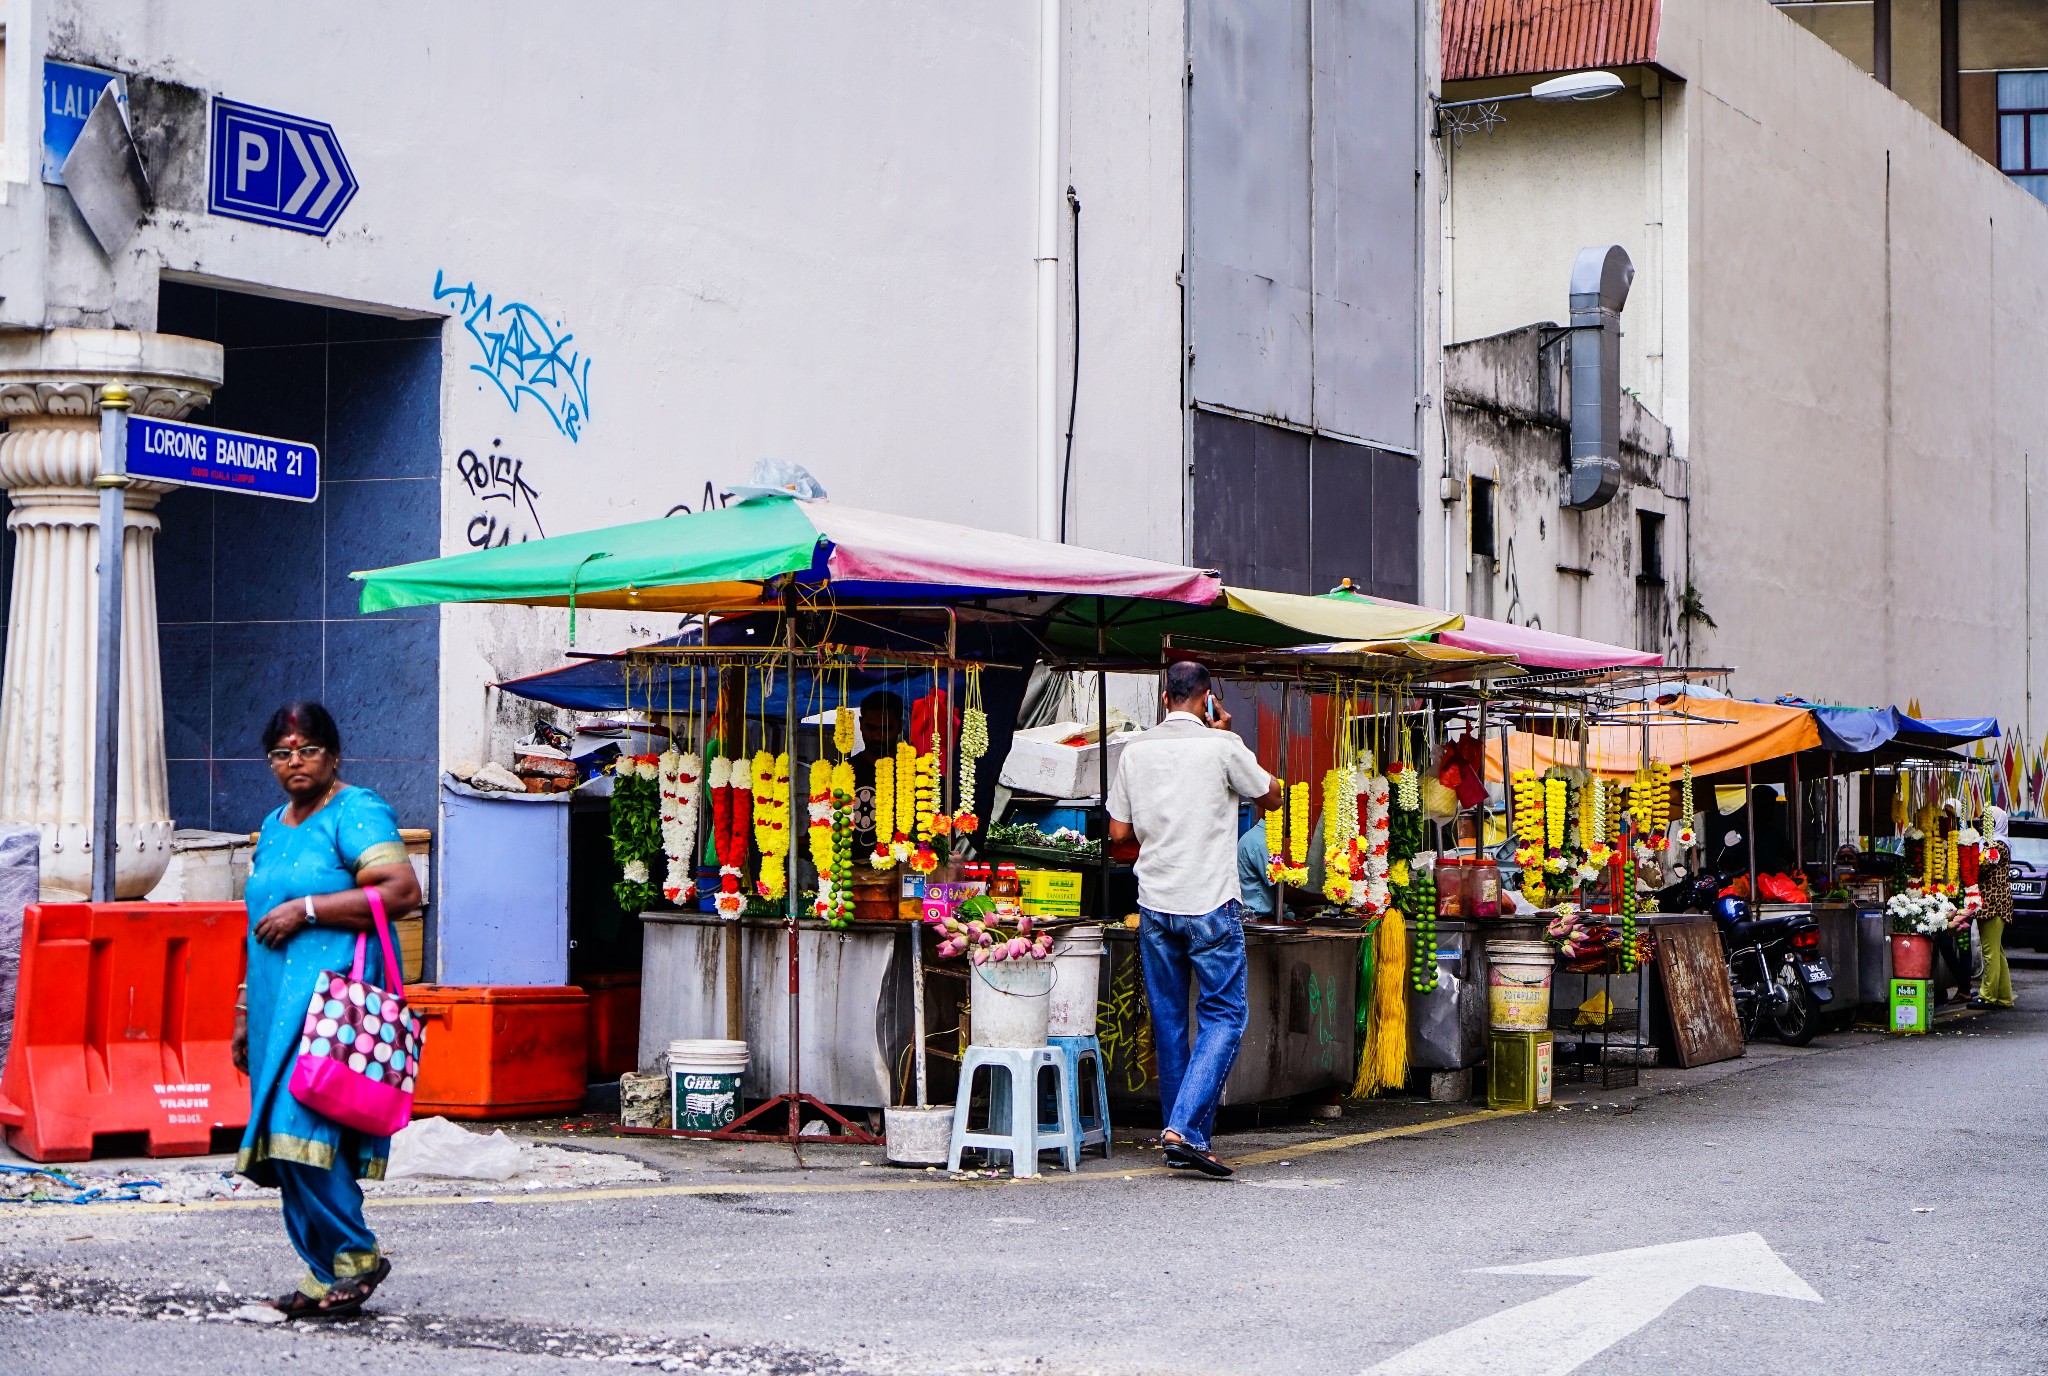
[1363, 1232, 1822, 1376]
[279, 127, 346, 219]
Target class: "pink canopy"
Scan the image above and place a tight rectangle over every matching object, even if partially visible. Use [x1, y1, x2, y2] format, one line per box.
[1437, 616, 1663, 670]
[805, 502, 1223, 605]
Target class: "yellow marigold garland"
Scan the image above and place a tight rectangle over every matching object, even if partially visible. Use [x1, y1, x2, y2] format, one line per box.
[871, 756, 897, 870]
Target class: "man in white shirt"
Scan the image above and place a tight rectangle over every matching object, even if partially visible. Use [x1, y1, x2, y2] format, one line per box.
[1107, 660, 1281, 1177]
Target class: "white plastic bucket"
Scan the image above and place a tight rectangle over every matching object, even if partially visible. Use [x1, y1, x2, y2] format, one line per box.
[969, 959, 1056, 1048]
[667, 1038, 749, 1131]
[1046, 924, 1105, 1038]
[1484, 940, 1555, 1033]
[883, 1105, 955, 1165]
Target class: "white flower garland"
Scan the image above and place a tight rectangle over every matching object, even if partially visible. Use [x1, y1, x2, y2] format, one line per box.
[1360, 771, 1392, 915]
[658, 749, 702, 905]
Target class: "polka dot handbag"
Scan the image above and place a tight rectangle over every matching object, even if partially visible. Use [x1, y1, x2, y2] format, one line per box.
[287, 888, 424, 1138]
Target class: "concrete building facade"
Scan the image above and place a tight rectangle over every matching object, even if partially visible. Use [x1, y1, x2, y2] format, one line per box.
[1433, 0, 2048, 732]
[0, 2, 1435, 901]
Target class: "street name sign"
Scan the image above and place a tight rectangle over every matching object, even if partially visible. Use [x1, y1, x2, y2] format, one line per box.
[208, 97, 357, 235]
[44, 60, 127, 186]
[127, 415, 319, 502]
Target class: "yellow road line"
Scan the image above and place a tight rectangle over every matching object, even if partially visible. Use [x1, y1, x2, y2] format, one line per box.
[10, 1108, 1515, 1220]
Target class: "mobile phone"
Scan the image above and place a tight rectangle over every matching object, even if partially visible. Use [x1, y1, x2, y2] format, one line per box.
[1204, 693, 1219, 723]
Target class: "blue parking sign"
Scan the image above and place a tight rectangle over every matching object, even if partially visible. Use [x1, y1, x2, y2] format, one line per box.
[207, 97, 358, 236]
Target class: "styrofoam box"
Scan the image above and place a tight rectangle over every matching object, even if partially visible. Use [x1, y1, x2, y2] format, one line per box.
[998, 722, 1136, 799]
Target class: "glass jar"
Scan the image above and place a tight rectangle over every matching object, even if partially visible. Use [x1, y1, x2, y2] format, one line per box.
[1434, 856, 1467, 918]
[1467, 856, 1502, 917]
[990, 863, 1023, 922]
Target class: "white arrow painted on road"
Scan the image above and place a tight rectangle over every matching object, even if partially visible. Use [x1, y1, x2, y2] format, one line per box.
[1363, 1232, 1822, 1376]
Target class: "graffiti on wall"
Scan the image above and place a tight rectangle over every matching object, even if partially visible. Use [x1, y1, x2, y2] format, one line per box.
[458, 440, 547, 549]
[433, 270, 593, 442]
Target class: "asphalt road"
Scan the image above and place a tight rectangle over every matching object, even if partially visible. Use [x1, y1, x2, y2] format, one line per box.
[6, 969, 2045, 1376]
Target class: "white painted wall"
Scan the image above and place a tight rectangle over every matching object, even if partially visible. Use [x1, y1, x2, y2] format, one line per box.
[1442, 0, 2048, 730]
[21, 0, 1195, 766]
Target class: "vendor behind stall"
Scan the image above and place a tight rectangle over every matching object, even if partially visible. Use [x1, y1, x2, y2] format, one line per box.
[848, 690, 905, 856]
[1238, 814, 1324, 917]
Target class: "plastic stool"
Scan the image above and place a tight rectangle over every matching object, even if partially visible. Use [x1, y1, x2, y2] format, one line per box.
[1049, 1035, 1112, 1163]
[947, 1045, 1074, 1178]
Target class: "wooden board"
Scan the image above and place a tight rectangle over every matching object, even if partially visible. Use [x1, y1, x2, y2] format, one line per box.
[1653, 916, 1745, 1067]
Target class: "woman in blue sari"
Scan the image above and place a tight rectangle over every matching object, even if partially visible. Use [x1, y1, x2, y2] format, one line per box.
[232, 701, 422, 1318]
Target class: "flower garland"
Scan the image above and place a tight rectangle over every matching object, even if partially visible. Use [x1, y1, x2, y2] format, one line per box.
[834, 704, 857, 756]
[807, 758, 834, 877]
[1284, 780, 1311, 884]
[871, 755, 897, 870]
[1264, 786, 1286, 884]
[955, 700, 988, 834]
[1674, 764, 1698, 848]
[753, 751, 790, 901]
[610, 754, 662, 916]
[1322, 766, 1356, 905]
[658, 749, 703, 905]
[1360, 772, 1392, 915]
[892, 741, 917, 864]
[910, 737, 941, 875]
[712, 756, 752, 917]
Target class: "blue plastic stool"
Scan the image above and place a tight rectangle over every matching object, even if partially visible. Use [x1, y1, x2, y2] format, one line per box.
[947, 1045, 1074, 1178]
[1049, 1035, 1112, 1163]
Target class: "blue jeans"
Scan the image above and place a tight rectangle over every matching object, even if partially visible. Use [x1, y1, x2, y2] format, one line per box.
[1138, 901, 1249, 1152]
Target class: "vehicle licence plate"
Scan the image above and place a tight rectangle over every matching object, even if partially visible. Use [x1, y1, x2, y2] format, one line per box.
[2016, 882, 2044, 898]
[1802, 959, 1833, 983]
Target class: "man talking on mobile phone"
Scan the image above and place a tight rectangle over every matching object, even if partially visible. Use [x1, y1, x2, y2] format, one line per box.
[1106, 660, 1281, 1177]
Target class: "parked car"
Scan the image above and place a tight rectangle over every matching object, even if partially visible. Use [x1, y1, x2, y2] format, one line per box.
[2003, 820, 2048, 949]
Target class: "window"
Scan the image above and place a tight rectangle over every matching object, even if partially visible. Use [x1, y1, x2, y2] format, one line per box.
[1469, 476, 1496, 561]
[1997, 71, 2048, 204]
[1637, 510, 1665, 584]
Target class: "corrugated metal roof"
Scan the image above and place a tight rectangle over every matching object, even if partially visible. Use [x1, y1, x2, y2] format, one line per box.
[1442, 0, 1662, 83]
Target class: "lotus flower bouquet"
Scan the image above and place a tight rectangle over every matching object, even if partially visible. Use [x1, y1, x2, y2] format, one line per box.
[925, 894, 1055, 965]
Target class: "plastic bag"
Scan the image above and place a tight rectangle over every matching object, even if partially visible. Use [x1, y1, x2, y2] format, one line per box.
[386, 1116, 527, 1180]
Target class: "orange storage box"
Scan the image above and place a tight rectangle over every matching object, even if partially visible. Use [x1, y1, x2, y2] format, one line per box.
[572, 972, 643, 1079]
[406, 985, 589, 1120]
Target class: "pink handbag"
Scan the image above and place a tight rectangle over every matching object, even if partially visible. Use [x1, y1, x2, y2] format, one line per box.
[287, 887, 424, 1138]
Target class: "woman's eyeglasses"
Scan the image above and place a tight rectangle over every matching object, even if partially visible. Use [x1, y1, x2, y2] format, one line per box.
[267, 745, 331, 765]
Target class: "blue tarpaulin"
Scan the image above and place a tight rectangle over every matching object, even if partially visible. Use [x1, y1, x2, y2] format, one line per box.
[1781, 700, 2001, 755]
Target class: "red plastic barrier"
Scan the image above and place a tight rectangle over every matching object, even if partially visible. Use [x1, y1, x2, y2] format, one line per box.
[0, 903, 249, 1162]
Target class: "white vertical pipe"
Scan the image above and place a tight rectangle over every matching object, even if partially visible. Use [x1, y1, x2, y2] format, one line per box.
[1034, 0, 1063, 541]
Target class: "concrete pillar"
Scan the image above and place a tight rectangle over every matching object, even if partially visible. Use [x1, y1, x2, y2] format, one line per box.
[0, 329, 223, 899]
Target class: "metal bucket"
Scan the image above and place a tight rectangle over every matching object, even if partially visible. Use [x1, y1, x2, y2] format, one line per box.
[1484, 939, 1555, 1033]
[968, 959, 1056, 1048]
[1047, 924, 1105, 1037]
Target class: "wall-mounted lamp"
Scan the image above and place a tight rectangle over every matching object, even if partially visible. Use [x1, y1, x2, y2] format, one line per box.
[1433, 70, 1625, 142]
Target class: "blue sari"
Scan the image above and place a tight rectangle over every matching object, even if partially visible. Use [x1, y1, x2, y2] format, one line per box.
[236, 784, 408, 1294]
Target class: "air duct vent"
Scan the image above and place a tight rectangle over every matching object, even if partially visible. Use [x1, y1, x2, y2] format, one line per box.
[1565, 244, 1633, 510]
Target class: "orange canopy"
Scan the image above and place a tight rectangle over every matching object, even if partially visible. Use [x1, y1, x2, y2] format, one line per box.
[1486, 696, 1822, 781]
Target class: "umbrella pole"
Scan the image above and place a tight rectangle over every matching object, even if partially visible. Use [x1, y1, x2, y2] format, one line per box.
[785, 632, 801, 1141]
[1792, 753, 1803, 875]
[1098, 607, 1111, 923]
[1746, 764, 1759, 899]
[1473, 695, 1487, 859]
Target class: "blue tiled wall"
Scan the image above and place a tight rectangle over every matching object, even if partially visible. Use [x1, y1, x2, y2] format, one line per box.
[154, 283, 442, 832]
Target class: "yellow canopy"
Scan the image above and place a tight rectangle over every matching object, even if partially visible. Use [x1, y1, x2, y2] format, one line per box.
[1220, 587, 1461, 642]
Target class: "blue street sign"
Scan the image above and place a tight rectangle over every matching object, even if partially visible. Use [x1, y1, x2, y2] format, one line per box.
[44, 60, 127, 186]
[207, 97, 357, 235]
[127, 416, 319, 503]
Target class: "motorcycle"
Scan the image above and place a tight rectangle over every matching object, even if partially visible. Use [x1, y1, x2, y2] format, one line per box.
[1710, 895, 1834, 1046]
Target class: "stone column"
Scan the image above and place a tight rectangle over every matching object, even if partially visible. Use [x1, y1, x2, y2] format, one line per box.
[0, 330, 224, 900]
